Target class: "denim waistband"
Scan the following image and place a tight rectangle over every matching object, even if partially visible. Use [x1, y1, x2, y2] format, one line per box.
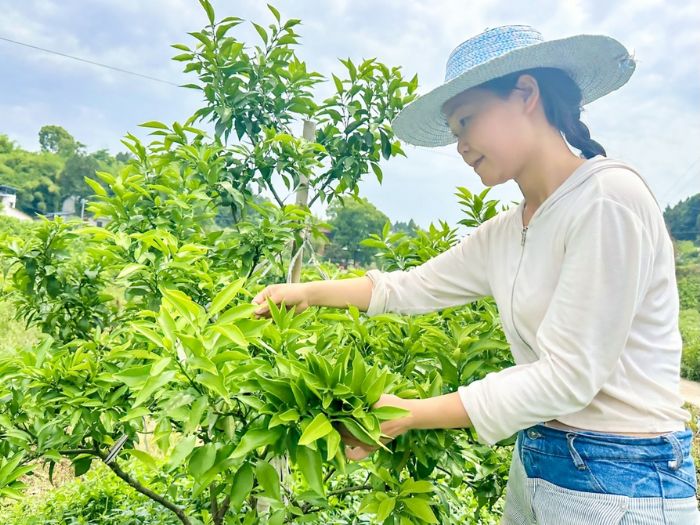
[518, 424, 693, 466]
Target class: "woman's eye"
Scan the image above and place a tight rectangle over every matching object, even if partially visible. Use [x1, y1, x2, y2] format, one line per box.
[460, 116, 471, 128]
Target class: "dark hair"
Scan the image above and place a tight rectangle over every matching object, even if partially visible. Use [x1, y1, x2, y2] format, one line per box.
[479, 67, 606, 159]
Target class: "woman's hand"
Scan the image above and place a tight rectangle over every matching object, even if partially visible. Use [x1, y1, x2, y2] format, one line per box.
[338, 394, 415, 461]
[338, 392, 473, 461]
[252, 283, 311, 318]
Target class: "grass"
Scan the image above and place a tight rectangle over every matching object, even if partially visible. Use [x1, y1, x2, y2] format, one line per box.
[0, 300, 38, 355]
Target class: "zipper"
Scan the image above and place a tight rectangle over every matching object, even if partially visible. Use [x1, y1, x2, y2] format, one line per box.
[508, 158, 640, 361]
[511, 224, 537, 359]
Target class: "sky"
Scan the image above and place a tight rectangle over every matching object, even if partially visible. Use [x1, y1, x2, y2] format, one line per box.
[1, 0, 699, 233]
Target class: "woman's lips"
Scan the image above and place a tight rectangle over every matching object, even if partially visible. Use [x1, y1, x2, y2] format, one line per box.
[474, 156, 484, 170]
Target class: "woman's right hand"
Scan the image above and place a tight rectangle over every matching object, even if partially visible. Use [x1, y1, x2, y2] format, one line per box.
[252, 283, 312, 318]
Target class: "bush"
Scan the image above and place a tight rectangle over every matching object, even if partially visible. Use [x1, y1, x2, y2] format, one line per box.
[0, 300, 38, 355]
[0, 462, 178, 525]
[680, 309, 700, 381]
[677, 269, 700, 312]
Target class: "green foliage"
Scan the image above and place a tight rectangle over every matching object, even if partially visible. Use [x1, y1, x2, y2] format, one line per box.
[0, 462, 179, 525]
[324, 196, 390, 267]
[38, 125, 82, 158]
[0, 3, 514, 524]
[170, 0, 418, 219]
[455, 187, 514, 229]
[361, 219, 461, 272]
[0, 130, 128, 217]
[0, 135, 16, 154]
[664, 193, 700, 244]
[680, 309, 700, 381]
[0, 147, 62, 215]
[0, 300, 39, 356]
[678, 270, 700, 312]
[675, 240, 700, 266]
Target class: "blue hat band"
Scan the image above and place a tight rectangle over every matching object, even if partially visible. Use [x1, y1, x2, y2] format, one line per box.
[445, 25, 544, 82]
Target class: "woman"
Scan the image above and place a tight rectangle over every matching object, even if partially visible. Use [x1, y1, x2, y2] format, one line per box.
[253, 25, 699, 524]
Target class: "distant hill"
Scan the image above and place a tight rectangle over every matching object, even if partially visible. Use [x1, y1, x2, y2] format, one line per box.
[664, 193, 700, 245]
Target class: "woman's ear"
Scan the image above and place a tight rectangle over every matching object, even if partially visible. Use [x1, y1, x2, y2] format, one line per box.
[513, 74, 540, 114]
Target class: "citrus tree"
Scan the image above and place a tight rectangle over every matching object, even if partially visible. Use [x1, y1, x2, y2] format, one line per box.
[0, 2, 515, 524]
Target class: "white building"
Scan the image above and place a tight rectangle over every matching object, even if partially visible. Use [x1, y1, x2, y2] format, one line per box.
[0, 185, 33, 221]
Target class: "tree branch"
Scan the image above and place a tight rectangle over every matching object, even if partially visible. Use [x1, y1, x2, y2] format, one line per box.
[328, 484, 373, 496]
[214, 494, 231, 525]
[266, 180, 286, 207]
[95, 450, 192, 525]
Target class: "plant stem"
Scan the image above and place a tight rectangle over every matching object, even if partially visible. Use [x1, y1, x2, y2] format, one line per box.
[95, 450, 192, 525]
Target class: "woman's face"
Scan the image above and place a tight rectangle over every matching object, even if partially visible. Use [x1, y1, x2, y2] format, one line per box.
[443, 79, 535, 186]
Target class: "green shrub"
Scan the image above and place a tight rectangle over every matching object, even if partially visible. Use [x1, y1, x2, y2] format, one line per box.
[0, 301, 38, 355]
[0, 462, 179, 525]
[678, 270, 700, 312]
[680, 309, 700, 381]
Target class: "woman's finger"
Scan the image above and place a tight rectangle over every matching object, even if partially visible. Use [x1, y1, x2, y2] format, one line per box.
[345, 444, 376, 461]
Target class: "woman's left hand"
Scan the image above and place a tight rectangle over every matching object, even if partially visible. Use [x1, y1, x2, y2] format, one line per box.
[338, 393, 415, 461]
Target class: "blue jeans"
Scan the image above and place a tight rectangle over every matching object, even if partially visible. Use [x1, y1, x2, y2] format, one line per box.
[501, 423, 700, 524]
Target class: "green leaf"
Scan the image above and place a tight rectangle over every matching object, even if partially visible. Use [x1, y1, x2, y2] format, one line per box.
[184, 395, 208, 434]
[0, 453, 26, 484]
[332, 74, 344, 94]
[402, 497, 438, 524]
[298, 413, 333, 446]
[133, 370, 176, 407]
[119, 406, 150, 422]
[267, 4, 281, 22]
[167, 435, 197, 471]
[296, 445, 324, 496]
[230, 463, 255, 509]
[196, 372, 229, 399]
[117, 263, 146, 280]
[399, 479, 434, 496]
[371, 163, 383, 184]
[85, 177, 107, 196]
[371, 405, 411, 421]
[376, 496, 396, 522]
[215, 303, 258, 325]
[161, 287, 203, 321]
[231, 427, 284, 459]
[336, 418, 380, 448]
[151, 357, 172, 376]
[213, 324, 249, 348]
[209, 277, 246, 317]
[199, 0, 215, 24]
[73, 456, 92, 477]
[131, 324, 163, 348]
[325, 428, 341, 461]
[252, 22, 268, 44]
[113, 364, 152, 388]
[140, 121, 169, 130]
[188, 444, 216, 477]
[256, 459, 280, 501]
[127, 449, 157, 470]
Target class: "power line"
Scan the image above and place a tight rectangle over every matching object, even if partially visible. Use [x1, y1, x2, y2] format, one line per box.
[0, 35, 181, 87]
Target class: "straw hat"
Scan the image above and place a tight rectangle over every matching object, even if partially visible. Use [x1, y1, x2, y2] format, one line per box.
[391, 25, 636, 147]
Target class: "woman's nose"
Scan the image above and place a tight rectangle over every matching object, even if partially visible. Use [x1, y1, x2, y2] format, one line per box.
[456, 137, 469, 157]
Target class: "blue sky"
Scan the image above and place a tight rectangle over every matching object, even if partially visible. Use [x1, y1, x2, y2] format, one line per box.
[1, 0, 698, 232]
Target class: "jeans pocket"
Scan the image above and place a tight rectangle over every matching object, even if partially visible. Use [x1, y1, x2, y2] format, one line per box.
[583, 458, 659, 497]
[656, 458, 699, 498]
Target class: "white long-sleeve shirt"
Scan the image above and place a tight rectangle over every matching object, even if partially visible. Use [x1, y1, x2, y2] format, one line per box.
[364, 155, 690, 446]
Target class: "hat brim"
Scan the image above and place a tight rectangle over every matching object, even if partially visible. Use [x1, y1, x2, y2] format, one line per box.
[391, 34, 636, 147]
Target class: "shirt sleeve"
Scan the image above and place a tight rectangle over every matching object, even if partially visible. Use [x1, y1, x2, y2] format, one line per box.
[458, 198, 655, 445]
[363, 221, 492, 317]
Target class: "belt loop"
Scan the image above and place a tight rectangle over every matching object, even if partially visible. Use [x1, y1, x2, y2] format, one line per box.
[662, 433, 683, 471]
[566, 433, 587, 471]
